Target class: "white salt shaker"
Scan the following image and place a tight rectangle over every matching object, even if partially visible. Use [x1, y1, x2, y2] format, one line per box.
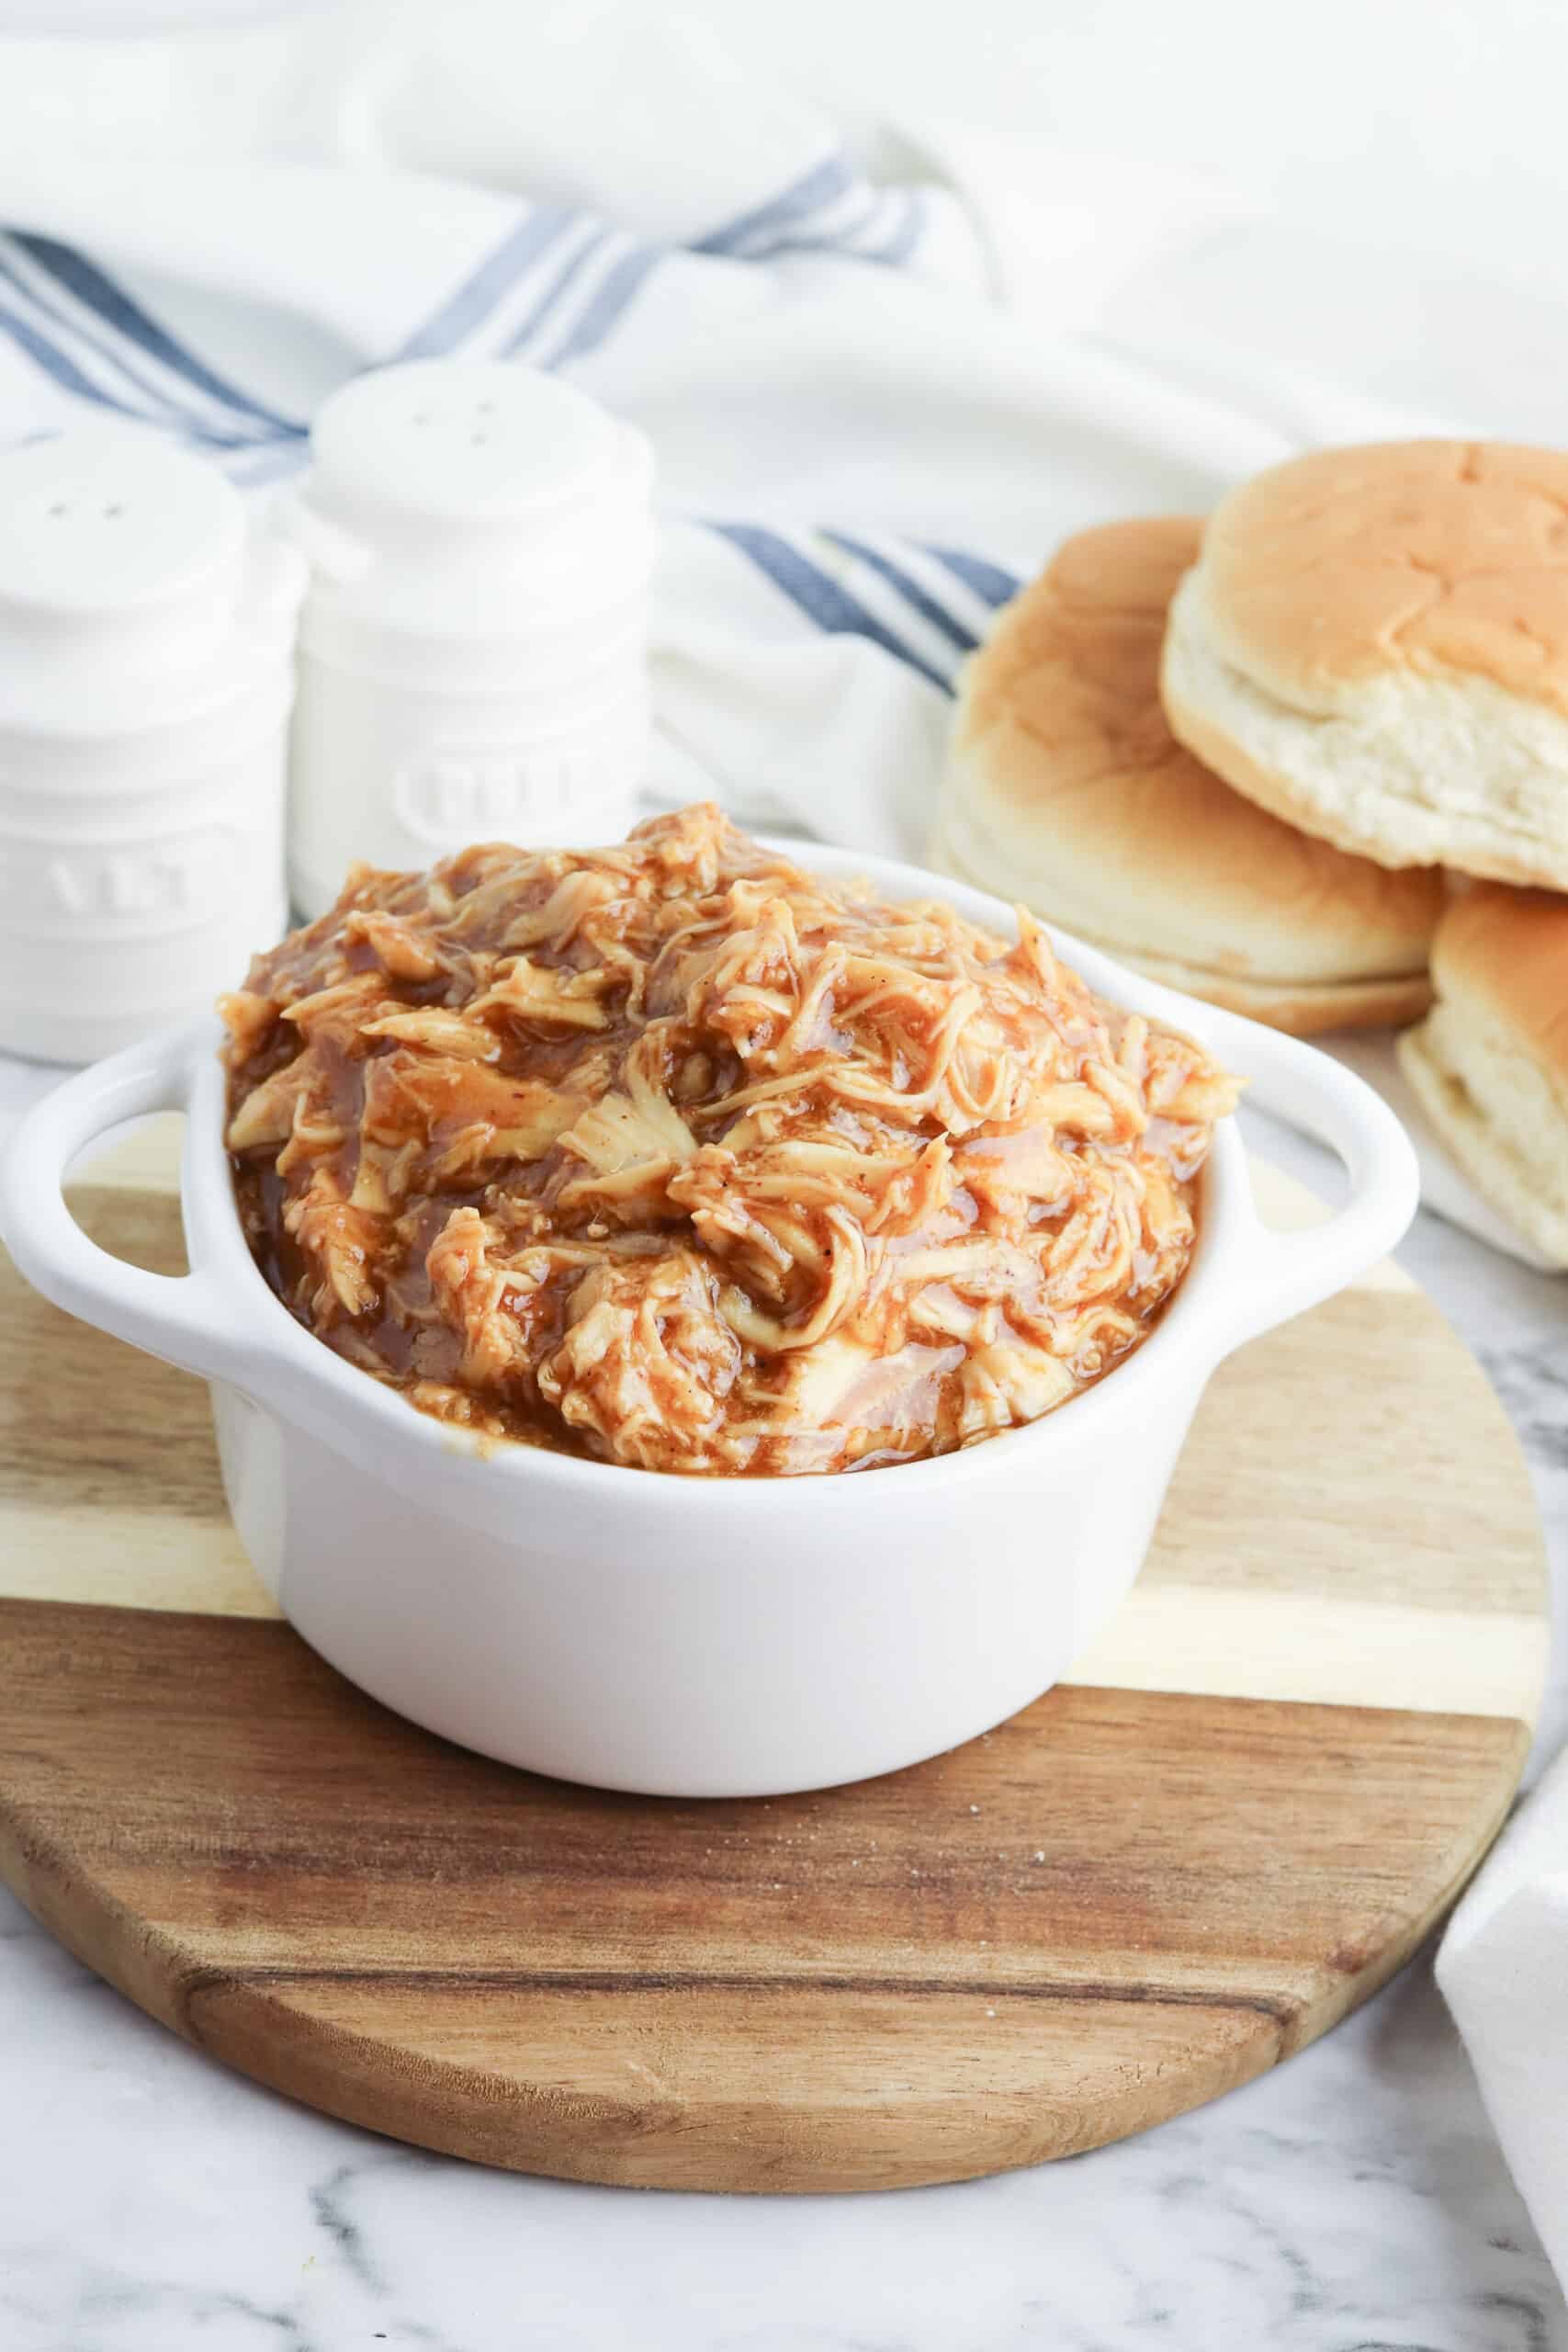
[281, 360, 655, 918]
[0, 425, 303, 1066]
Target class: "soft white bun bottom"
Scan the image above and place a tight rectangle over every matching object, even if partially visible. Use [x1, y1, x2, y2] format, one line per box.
[927, 808, 1430, 1037]
[1398, 1006, 1568, 1268]
[1163, 572, 1568, 889]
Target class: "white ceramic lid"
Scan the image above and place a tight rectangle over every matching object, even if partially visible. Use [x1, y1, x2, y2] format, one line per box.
[0, 424, 302, 737]
[0, 425, 243, 619]
[310, 359, 636, 529]
[285, 360, 656, 644]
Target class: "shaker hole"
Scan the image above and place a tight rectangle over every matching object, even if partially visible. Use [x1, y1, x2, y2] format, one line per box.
[48, 502, 69, 518]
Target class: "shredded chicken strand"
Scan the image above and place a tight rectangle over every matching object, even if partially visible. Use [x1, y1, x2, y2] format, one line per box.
[220, 804, 1238, 1475]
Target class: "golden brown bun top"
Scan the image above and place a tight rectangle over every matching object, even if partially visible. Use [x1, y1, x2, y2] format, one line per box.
[1193, 439, 1568, 715]
[953, 515, 1442, 969]
[1433, 883, 1568, 1080]
[965, 514, 1201, 771]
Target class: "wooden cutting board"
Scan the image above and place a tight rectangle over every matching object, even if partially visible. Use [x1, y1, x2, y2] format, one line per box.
[0, 1123, 1549, 2194]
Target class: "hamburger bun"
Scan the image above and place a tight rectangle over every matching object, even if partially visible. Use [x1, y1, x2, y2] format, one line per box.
[933, 515, 1441, 1035]
[1397, 883, 1568, 1268]
[1162, 440, 1568, 888]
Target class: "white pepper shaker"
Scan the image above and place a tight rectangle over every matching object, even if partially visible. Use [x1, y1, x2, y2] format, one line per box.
[280, 359, 656, 919]
[0, 424, 303, 1066]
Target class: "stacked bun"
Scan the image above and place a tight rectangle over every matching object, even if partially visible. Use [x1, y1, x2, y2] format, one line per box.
[934, 442, 1568, 1266]
[936, 514, 1442, 1035]
[1398, 888, 1568, 1265]
[1162, 441, 1568, 890]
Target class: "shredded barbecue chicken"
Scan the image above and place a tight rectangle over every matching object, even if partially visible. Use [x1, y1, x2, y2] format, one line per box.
[221, 806, 1238, 1474]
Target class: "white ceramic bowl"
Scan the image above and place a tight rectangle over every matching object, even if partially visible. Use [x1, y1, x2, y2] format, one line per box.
[0, 846, 1418, 1797]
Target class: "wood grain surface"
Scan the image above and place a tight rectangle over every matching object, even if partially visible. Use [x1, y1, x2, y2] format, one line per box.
[0, 1136, 1549, 2192]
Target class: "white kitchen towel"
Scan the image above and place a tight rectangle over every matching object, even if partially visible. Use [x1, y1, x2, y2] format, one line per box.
[0, 0, 1546, 1271]
[1438, 1745, 1568, 2286]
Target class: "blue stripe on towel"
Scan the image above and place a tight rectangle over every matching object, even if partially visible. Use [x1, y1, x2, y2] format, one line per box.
[698, 172, 925, 270]
[823, 532, 980, 656]
[547, 241, 664, 368]
[398, 205, 580, 359]
[744, 194, 884, 264]
[692, 152, 857, 256]
[710, 521, 950, 691]
[0, 244, 298, 451]
[738, 201, 927, 269]
[223, 438, 311, 489]
[501, 227, 613, 356]
[0, 292, 305, 458]
[0, 298, 174, 424]
[862, 187, 926, 268]
[923, 545, 1021, 608]
[12, 233, 302, 435]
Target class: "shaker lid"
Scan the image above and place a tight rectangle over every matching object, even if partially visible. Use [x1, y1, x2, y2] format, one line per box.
[286, 359, 655, 646]
[309, 359, 635, 528]
[0, 424, 302, 741]
[0, 424, 245, 617]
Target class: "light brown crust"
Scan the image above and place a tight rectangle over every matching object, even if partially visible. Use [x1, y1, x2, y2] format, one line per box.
[929, 816, 1431, 1037]
[945, 516, 1441, 1019]
[1430, 882, 1568, 1087]
[1111, 959, 1433, 1038]
[1193, 440, 1568, 715]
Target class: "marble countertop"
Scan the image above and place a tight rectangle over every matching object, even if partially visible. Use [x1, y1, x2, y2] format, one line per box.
[2, 1056, 1564, 2352]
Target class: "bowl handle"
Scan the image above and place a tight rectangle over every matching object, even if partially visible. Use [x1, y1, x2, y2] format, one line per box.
[0, 1021, 248, 1385]
[1198, 1008, 1421, 1352]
